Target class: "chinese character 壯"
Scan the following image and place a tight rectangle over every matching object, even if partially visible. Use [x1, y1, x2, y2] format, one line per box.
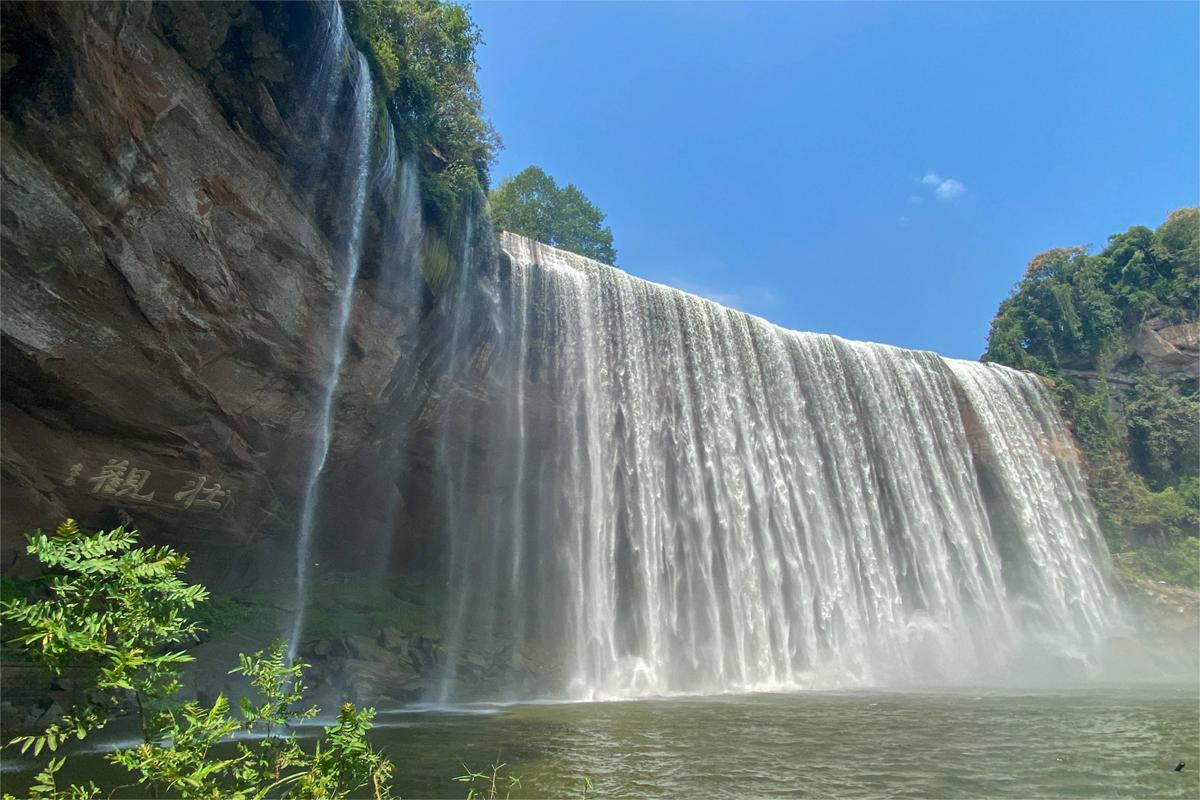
[174, 475, 227, 510]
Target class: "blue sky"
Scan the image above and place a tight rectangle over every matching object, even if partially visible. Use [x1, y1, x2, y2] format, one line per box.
[470, 1, 1199, 359]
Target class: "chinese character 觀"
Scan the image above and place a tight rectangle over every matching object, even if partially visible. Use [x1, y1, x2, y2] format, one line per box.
[113, 468, 155, 502]
[89, 459, 128, 495]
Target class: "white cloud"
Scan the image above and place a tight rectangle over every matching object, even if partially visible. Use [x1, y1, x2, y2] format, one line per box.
[935, 178, 965, 200]
[920, 172, 966, 201]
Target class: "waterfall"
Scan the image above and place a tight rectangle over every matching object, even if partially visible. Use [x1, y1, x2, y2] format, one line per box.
[287, 27, 383, 662]
[436, 233, 1126, 700]
[273, 11, 1125, 689]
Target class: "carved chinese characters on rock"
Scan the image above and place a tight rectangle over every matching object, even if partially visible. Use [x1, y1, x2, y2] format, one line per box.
[88, 459, 155, 501]
[173, 475, 228, 511]
[64, 458, 233, 513]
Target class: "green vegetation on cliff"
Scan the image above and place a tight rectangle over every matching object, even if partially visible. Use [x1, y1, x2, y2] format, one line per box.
[984, 208, 1199, 586]
[343, 0, 499, 230]
[489, 166, 618, 264]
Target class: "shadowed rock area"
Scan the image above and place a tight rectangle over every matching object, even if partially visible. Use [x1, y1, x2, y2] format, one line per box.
[0, 1, 501, 590]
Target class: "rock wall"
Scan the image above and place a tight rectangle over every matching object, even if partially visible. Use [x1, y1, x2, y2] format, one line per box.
[1129, 316, 1199, 380]
[0, 1, 497, 588]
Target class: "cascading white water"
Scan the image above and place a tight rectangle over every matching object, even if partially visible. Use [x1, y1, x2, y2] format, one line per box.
[287, 39, 381, 663]
[438, 233, 1126, 700]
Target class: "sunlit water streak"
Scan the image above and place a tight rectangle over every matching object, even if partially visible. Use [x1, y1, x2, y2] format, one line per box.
[287, 39, 381, 663]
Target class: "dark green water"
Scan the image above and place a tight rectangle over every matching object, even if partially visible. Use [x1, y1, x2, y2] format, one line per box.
[3, 688, 1197, 798]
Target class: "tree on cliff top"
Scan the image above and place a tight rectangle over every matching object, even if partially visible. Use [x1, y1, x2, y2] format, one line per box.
[984, 207, 1198, 374]
[489, 166, 617, 264]
[982, 208, 1199, 583]
[344, 0, 500, 230]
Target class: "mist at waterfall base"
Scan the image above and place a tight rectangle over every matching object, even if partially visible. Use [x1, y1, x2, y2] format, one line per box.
[277, 5, 1184, 707]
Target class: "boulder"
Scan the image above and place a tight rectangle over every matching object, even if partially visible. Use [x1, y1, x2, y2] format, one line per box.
[377, 626, 410, 655]
[1133, 317, 1200, 378]
[344, 634, 392, 663]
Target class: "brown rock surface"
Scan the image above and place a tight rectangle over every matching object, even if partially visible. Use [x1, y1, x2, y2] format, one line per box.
[0, 1, 497, 586]
[1131, 316, 1200, 379]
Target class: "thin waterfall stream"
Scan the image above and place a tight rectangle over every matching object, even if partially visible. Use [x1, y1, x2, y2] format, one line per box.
[287, 42, 383, 663]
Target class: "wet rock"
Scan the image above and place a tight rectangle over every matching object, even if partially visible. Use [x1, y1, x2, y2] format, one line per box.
[345, 634, 391, 663]
[33, 700, 64, 727]
[377, 626, 410, 655]
[338, 657, 420, 706]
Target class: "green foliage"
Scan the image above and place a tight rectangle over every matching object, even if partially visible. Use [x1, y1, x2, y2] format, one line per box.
[1, 518, 208, 749]
[454, 761, 522, 800]
[183, 571, 450, 659]
[1113, 536, 1200, 589]
[295, 704, 394, 800]
[0, 573, 32, 604]
[1124, 375, 1200, 489]
[1051, 378, 1118, 461]
[2, 521, 395, 800]
[0, 575, 45, 663]
[984, 208, 1200, 585]
[21, 757, 99, 800]
[985, 208, 1198, 372]
[489, 166, 617, 264]
[343, 0, 499, 230]
[192, 595, 257, 639]
[231, 642, 319, 737]
[112, 644, 392, 799]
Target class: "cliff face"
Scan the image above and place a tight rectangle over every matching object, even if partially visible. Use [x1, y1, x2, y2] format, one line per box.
[1060, 316, 1199, 408]
[0, 1, 499, 586]
[1129, 316, 1200, 380]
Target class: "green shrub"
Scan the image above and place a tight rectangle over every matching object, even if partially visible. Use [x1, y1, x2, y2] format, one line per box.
[454, 761, 522, 800]
[1114, 537, 1200, 590]
[1, 518, 208, 749]
[0, 520, 395, 800]
[1125, 375, 1200, 489]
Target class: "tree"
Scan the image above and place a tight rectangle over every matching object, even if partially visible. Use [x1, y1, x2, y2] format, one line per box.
[1, 518, 209, 752]
[982, 208, 1200, 577]
[1, 521, 394, 800]
[344, 0, 501, 230]
[488, 166, 617, 264]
